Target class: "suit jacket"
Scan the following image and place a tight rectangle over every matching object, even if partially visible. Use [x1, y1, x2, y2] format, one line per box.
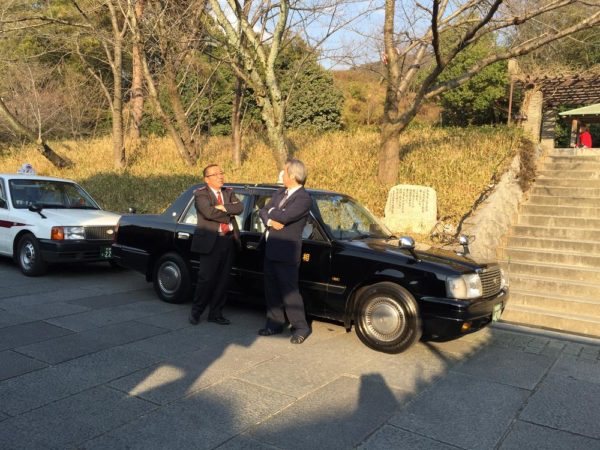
[190, 186, 243, 254]
[259, 186, 312, 263]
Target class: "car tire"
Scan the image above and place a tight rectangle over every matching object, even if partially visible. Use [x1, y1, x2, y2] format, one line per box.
[354, 282, 422, 354]
[16, 234, 47, 276]
[153, 252, 191, 304]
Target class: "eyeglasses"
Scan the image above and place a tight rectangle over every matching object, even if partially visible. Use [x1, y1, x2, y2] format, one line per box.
[206, 171, 225, 177]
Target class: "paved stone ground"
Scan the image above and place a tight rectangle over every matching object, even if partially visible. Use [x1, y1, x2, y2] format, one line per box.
[1, 257, 599, 449]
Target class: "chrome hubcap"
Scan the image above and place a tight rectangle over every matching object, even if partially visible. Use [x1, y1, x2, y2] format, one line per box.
[365, 297, 405, 342]
[158, 262, 181, 295]
[20, 242, 35, 270]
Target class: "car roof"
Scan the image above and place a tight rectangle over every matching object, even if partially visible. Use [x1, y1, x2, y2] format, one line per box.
[225, 183, 341, 196]
[0, 174, 76, 183]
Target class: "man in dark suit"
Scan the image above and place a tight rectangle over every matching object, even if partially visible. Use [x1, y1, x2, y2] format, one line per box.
[189, 164, 243, 325]
[258, 159, 312, 344]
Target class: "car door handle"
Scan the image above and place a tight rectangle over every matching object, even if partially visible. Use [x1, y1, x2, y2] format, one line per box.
[246, 241, 259, 250]
[177, 232, 190, 239]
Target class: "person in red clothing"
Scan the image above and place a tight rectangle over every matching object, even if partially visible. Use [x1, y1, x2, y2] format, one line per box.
[578, 125, 593, 148]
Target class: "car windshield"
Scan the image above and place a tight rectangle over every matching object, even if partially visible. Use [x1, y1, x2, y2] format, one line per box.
[313, 194, 392, 240]
[9, 179, 100, 210]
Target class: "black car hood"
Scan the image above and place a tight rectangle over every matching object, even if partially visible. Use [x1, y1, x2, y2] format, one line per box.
[339, 238, 494, 274]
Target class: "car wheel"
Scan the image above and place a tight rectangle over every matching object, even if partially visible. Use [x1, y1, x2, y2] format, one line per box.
[17, 234, 47, 276]
[354, 282, 422, 354]
[153, 252, 191, 303]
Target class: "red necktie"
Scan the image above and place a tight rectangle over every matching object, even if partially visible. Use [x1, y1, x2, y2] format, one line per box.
[216, 191, 229, 233]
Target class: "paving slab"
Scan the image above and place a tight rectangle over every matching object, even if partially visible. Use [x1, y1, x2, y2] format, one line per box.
[45, 300, 179, 332]
[216, 435, 282, 450]
[519, 375, 600, 439]
[12, 302, 91, 320]
[0, 347, 157, 416]
[14, 321, 170, 364]
[389, 372, 530, 449]
[0, 321, 73, 351]
[249, 375, 411, 450]
[67, 289, 157, 309]
[357, 424, 460, 449]
[80, 378, 295, 450]
[0, 310, 31, 328]
[548, 354, 600, 385]
[499, 421, 600, 450]
[451, 344, 555, 389]
[0, 350, 48, 381]
[5, 386, 155, 449]
[109, 342, 276, 404]
[347, 342, 460, 392]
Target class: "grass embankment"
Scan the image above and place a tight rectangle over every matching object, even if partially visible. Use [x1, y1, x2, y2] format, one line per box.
[0, 126, 521, 228]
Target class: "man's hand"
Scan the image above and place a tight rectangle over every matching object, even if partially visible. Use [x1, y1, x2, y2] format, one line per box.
[271, 220, 284, 230]
[214, 204, 226, 212]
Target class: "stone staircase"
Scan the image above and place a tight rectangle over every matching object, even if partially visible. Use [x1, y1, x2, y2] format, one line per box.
[498, 148, 600, 338]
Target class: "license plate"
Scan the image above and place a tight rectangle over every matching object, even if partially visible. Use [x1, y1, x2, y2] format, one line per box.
[492, 303, 503, 322]
[101, 247, 112, 259]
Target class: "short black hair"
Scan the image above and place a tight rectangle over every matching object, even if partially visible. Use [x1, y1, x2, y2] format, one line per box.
[203, 164, 219, 178]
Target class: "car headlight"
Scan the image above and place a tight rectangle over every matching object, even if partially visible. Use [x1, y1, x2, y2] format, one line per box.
[51, 226, 85, 240]
[446, 274, 482, 299]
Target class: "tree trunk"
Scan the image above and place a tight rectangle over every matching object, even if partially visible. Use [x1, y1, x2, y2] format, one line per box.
[164, 63, 197, 159]
[231, 76, 243, 167]
[258, 96, 288, 169]
[129, 0, 144, 141]
[379, 121, 401, 185]
[0, 98, 71, 168]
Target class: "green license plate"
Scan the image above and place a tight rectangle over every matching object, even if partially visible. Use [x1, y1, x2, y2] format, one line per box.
[492, 303, 503, 322]
[101, 247, 112, 259]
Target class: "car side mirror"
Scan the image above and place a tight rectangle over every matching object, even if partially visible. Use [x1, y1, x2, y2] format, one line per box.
[28, 203, 46, 219]
[458, 234, 470, 255]
[128, 207, 137, 214]
[399, 236, 420, 262]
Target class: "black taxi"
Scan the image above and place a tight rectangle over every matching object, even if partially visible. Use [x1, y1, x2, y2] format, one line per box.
[112, 184, 508, 353]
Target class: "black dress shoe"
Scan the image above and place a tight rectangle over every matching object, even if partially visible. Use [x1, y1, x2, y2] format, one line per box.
[188, 314, 200, 325]
[208, 316, 231, 325]
[290, 334, 308, 344]
[258, 328, 282, 336]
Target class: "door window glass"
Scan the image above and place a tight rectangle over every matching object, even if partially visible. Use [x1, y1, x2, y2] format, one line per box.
[249, 195, 272, 233]
[181, 193, 249, 230]
[0, 179, 6, 209]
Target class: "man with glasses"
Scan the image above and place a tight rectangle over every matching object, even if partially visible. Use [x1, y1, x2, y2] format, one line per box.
[189, 164, 243, 325]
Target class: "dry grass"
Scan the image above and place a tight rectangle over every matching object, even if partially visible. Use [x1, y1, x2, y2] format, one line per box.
[0, 126, 521, 227]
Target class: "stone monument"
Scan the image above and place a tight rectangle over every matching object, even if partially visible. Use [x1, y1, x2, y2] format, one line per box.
[384, 185, 437, 234]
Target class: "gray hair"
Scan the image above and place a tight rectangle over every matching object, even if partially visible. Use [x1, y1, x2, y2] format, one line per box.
[286, 158, 307, 185]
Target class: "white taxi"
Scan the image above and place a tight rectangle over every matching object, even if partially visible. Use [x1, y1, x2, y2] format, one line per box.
[0, 173, 120, 276]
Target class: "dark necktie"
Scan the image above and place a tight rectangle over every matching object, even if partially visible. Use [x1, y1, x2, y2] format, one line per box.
[278, 190, 288, 208]
[216, 191, 229, 233]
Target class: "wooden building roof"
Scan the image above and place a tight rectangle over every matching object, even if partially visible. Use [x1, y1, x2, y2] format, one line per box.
[515, 73, 600, 108]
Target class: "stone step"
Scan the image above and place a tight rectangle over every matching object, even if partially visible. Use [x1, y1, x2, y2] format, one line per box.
[499, 246, 600, 269]
[540, 162, 600, 171]
[535, 178, 600, 188]
[518, 214, 600, 229]
[526, 195, 600, 207]
[521, 204, 600, 218]
[531, 185, 600, 197]
[501, 305, 600, 338]
[509, 289, 600, 317]
[504, 236, 600, 254]
[507, 275, 600, 300]
[537, 170, 600, 179]
[547, 155, 600, 163]
[508, 225, 600, 241]
[547, 149, 600, 158]
[499, 260, 600, 283]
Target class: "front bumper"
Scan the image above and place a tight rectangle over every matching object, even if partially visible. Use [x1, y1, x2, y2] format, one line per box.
[39, 239, 113, 263]
[420, 289, 509, 339]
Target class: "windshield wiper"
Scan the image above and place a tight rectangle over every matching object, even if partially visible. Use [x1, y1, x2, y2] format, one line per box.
[350, 233, 371, 240]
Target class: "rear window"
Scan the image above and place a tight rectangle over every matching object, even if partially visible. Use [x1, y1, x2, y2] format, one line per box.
[9, 179, 99, 210]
